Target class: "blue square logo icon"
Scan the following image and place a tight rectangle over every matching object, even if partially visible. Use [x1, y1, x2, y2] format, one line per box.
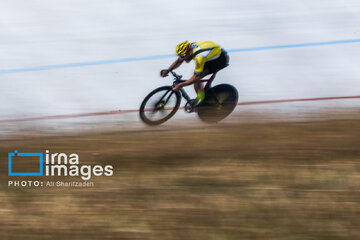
[8, 150, 43, 176]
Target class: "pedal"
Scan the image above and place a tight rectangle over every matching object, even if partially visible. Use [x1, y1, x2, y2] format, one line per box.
[184, 102, 194, 113]
[184, 100, 198, 113]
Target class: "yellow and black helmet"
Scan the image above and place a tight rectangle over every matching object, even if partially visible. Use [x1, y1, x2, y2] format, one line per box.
[176, 41, 190, 56]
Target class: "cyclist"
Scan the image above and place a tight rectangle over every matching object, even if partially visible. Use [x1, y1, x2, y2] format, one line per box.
[160, 40, 229, 108]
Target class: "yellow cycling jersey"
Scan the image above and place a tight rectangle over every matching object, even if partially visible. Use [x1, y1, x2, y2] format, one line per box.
[190, 41, 222, 75]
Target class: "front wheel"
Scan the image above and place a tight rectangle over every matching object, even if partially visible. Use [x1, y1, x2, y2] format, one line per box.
[139, 86, 181, 125]
[197, 84, 238, 123]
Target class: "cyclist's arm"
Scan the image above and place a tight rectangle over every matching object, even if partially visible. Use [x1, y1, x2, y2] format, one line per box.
[162, 58, 184, 72]
[173, 56, 206, 89]
[161, 58, 184, 77]
[168, 57, 184, 71]
[173, 74, 202, 89]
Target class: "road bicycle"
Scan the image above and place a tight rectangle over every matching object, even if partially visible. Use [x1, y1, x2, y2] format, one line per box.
[139, 70, 238, 125]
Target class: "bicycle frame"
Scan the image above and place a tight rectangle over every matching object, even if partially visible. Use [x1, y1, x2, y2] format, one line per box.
[176, 73, 217, 102]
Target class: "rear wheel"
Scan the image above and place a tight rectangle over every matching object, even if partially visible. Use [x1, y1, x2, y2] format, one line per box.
[139, 86, 181, 125]
[197, 84, 238, 123]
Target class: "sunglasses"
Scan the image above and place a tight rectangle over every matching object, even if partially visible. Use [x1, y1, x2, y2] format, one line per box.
[179, 53, 187, 58]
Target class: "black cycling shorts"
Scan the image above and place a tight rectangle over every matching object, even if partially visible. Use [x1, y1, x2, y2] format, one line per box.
[203, 49, 229, 75]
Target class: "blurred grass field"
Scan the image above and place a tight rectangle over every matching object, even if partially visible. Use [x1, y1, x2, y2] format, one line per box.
[1, 116, 360, 240]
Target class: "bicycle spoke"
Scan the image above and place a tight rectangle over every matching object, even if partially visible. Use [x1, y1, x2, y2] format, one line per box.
[140, 86, 180, 125]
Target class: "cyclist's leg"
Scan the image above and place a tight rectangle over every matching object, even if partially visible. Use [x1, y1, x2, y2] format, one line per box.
[192, 51, 229, 105]
[193, 70, 209, 103]
[196, 52, 229, 103]
[194, 77, 202, 93]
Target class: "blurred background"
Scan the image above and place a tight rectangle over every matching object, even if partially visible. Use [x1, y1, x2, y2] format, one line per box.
[0, 0, 359, 124]
[1, 0, 360, 239]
